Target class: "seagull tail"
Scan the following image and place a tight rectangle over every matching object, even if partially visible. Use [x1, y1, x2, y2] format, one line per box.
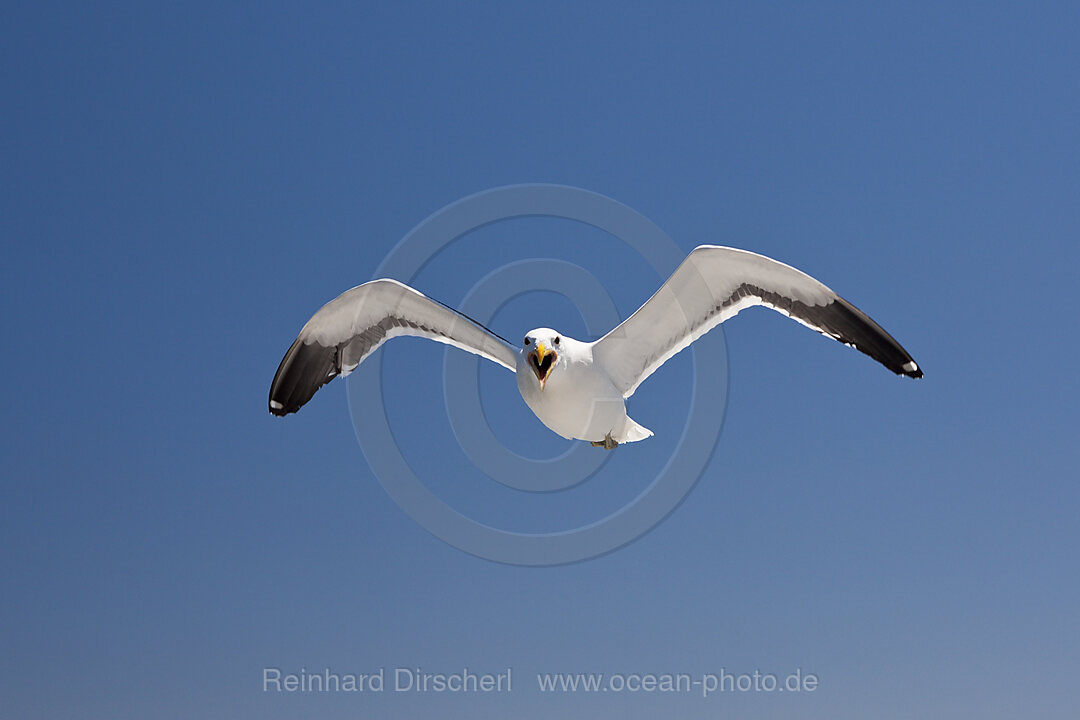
[617, 416, 654, 444]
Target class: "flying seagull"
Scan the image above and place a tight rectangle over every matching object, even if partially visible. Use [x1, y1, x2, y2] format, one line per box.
[270, 245, 921, 449]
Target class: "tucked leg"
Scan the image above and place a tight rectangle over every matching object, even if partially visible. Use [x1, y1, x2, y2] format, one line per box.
[590, 432, 619, 450]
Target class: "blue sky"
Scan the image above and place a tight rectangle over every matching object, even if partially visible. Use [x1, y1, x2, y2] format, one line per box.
[3, 2, 1078, 718]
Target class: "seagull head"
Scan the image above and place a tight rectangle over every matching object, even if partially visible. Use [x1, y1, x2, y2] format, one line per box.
[522, 328, 563, 391]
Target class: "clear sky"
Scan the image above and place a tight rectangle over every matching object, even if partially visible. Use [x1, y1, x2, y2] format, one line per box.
[3, 2, 1078, 718]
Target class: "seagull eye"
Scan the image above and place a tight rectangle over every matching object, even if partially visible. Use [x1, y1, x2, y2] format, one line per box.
[554, 336, 561, 345]
[524, 337, 531, 346]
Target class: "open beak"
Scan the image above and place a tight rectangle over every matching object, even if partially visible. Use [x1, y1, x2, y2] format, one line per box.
[528, 342, 557, 390]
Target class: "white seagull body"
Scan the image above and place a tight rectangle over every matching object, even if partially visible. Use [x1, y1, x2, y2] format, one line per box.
[270, 246, 921, 448]
[514, 332, 653, 446]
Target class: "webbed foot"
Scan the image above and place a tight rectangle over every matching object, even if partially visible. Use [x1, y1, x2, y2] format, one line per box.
[589, 432, 619, 451]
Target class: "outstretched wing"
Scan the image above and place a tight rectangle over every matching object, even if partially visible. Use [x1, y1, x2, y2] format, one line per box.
[269, 279, 518, 416]
[592, 245, 922, 398]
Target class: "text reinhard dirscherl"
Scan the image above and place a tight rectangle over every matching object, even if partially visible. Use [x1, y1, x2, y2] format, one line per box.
[263, 667, 512, 694]
[262, 667, 820, 698]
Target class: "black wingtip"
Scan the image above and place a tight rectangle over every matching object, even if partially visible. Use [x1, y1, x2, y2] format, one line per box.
[268, 399, 293, 417]
[900, 362, 924, 379]
[268, 336, 340, 417]
[820, 297, 923, 382]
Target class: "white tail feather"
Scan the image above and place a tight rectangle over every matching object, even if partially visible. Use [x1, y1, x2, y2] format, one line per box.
[617, 416, 654, 444]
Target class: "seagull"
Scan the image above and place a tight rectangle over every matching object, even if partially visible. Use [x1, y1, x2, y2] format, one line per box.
[269, 245, 921, 449]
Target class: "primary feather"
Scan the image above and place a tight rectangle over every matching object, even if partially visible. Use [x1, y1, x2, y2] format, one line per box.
[269, 279, 517, 416]
[592, 246, 921, 398]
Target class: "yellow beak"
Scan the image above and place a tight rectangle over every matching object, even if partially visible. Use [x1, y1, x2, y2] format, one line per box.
[534, 342, 550, 391]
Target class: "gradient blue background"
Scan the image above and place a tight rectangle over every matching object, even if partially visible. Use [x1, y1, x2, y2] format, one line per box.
[3, 3, 1077, 718]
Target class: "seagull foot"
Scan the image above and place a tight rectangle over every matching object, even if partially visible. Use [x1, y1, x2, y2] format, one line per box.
[590, 432, 619, 451]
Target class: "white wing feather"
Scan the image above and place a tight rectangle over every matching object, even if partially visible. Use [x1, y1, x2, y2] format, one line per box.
[592, 246, 921, 398]
[270, 279, 518, 415]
